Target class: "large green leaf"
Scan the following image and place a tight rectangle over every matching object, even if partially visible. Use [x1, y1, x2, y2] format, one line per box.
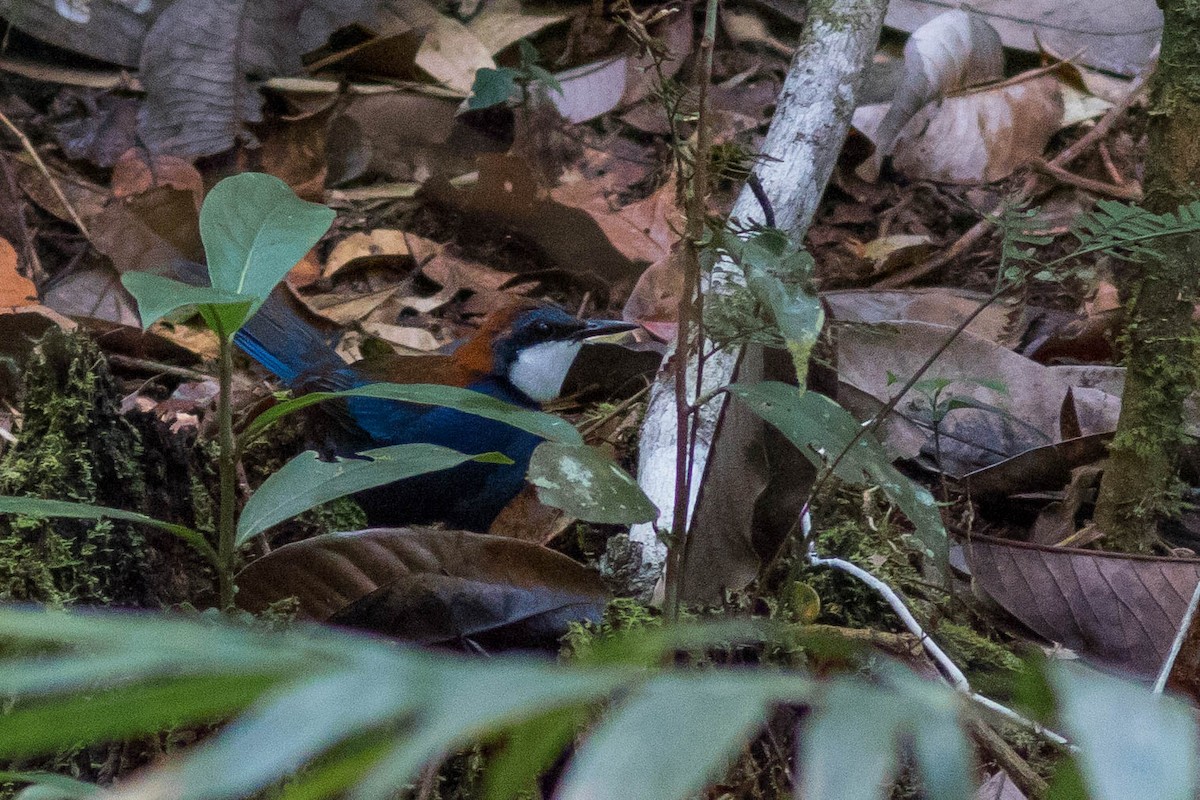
[236, 444, 510, 545]
[200, 173, 335, 306]
[727, 382, 945, 560]
[351, 664, 627, 800]
[1050, 663, 1199, 800]
[528, 442, 658, 525]
[556, 674, 807, 800]
[0, 673, 279, 759]
[120, 273, 255, 337]
[239, 383, 583, 451]
[0, 496, 217, 566]
[799, 683, 905, 800]
[0, 772, 99, 800]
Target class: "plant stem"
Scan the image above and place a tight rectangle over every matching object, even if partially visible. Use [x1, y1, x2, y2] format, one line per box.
[664, 0, 720, 620]
[217, 335, 238, 611]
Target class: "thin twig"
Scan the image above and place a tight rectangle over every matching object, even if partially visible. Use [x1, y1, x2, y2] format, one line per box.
[1154, 578, 1200, 693]
[970, 719, 1050, 800]
[1030, 158, 1143, 200]
[106, 354, 212, 382]
[0, 109, 92, 240]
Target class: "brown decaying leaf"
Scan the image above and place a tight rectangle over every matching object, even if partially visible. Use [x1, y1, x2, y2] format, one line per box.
[325, 230, 412, 278]
[136, 0, 370, 157]
[823, 288, 1034, 349]
[884, 0, 1160, 77]
[110, 150, 205, 207]
[966, 533, 1200, 678]
[423, 154, 654, 284]
[869, 9, 1004, 168]
[835, 320, 1122, 476]
[0, 237, 37, 307]
[235, 528, 608, 648]
[0, 0, 149, 67]
[378, 0, 495, 95]
[51, 89, 141, 168]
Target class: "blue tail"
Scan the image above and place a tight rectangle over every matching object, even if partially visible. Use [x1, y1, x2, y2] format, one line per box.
[170, 258, 344, 385]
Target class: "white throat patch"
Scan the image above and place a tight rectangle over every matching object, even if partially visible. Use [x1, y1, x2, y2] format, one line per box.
[509, 340, 582, 402]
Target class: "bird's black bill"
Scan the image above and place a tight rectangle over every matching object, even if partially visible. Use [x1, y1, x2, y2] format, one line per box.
[575, 319, 640, 340]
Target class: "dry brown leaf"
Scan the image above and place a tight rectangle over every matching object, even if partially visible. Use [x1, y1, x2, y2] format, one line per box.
[14, 155, 108, 224]
[966, 533, 1200, 678]
[550, 177, 681, 267]
[235, 528, 608, 644]
[868, 9, 1004, 173]
[297, 285, 399, 326]
[360, 321, 442, 352]
[43, 264, 140, 327]
[836, 321, 1121, 475]
[467, 1, 569, 55]
[379, 0, 495, 95]
[110, 149, 204, 207]
[855, 234, 934, 276]
[0, 237, 37, 307]
[423, 154, 643, 283]
[549, 57, 629, 124]
[856, 72, 1065, 184]
[325, 229, 412, 278]
[823, 287, 1034, 348]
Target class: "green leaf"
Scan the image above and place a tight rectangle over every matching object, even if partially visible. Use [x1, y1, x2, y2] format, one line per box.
[1049, 663, 1200, 800]
[239, 383, 582, 451]
[528, 442, 658, 525]
[799, 683, 905, 800]
[0, 496, 217, 566]
[469, 67, 518, 109]
[745, 264, 823, 387]
[200, 173, 335, 307]
[121, 273, 255, 336]
[0, 772, 99, 800]
[236, 444, 509, 545]
[352, 664, 628, 800]
[727, 382, 946, 560]
[172, 663, 428, 800]
[0, 673, 280, 759]
[557, 674, 804, 800]
[484, 707, 590, 800]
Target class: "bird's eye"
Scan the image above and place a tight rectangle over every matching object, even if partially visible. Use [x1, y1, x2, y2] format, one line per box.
[534, 321, 551, 335]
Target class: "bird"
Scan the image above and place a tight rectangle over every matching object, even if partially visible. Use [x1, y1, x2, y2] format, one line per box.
[231, 286, 638, 531]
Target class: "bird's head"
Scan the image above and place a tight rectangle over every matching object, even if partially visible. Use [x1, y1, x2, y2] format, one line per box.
[455, 302, 638, 402]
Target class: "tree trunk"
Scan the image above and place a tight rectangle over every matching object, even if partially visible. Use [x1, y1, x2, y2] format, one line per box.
[1093, 4, 1200, 552]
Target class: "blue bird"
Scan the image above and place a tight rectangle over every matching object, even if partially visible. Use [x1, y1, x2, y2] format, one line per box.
[233, 290, 638, 531]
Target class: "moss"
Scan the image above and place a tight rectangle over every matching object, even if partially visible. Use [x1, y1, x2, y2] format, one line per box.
[561, 596, 662, 661]
[0, 329, 150, 605]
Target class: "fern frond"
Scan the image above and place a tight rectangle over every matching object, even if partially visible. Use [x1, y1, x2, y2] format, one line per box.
[1067, 200, 1200, 263]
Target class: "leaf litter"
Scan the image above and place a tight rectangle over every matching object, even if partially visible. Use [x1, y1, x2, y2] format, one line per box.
[0, 0, 1186, 792]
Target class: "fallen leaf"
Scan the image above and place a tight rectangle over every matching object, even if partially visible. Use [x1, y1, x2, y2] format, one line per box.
[966, 533, 1200, 678]
[0, 0, 148, 67]
[14, 155, 108, 225]
[884, 0, 1160, 76]
[836, 321, 1120, 475]
[423, 154, 645, 283]
[549, 56, 628, 124]
[856, 233, 934, 276]
[867, 9, 1004, 176]
[823, 287, 1034, 349]
[50, 88, 140, 168]
[380, 0, 495, 95]
[856, 72, 1065, 184]
[43, 264, 140, 327]
[467, 1, 569, 54]
[297, 285, 399, 326]
[325, 229, 412, 278]
[975, 772, 1028, 800]
[110, 149, 204, 207]
[361, 321, 443, 352]
[235, 527, 608, 649]
[0, 237, 37, 307]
